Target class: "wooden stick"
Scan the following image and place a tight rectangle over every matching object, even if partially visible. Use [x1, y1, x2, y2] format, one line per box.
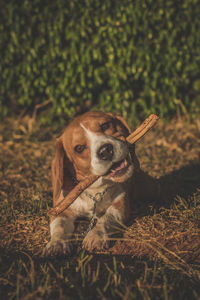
[48, 174, 99, 216]
[48, 114, 159, 216]
[126, 114, 159, 144]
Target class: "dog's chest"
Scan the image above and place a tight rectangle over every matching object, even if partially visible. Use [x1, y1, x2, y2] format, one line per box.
[69, 183, 127, 218]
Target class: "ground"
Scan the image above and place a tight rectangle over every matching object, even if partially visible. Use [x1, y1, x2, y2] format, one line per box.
[0, 114, 200, 299]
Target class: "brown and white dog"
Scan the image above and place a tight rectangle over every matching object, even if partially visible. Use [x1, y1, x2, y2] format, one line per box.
[43, 111, 159, 256]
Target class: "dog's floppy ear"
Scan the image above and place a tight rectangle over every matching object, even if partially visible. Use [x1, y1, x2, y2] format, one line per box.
[51, 138, 76, 204]
[107, 112, 131, 136]
[114, 114, 132, 135]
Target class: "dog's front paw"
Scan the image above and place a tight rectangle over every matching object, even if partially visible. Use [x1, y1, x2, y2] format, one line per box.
[42, 239, 73, 257]
[82, 229, 109, 252]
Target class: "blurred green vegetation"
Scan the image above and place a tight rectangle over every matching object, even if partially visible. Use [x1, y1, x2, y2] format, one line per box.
[0, 0, 199, 122]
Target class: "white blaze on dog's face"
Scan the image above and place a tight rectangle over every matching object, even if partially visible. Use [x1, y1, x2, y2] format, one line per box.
[61, 111, 135, 183]
[80, 123, 132, 181]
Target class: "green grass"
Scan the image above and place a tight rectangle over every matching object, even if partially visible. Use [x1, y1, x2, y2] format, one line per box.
[0, 115, 200, 299]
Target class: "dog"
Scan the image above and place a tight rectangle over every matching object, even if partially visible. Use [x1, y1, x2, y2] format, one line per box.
[43, 111, 159, 256]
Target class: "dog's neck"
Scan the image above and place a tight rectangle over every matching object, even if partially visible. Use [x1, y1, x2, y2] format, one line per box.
[85, 176, 116, 195]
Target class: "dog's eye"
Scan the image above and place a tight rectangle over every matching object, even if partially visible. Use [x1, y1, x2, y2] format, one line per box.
[100, 122, 110, 132]
[74, 145, 85, 154]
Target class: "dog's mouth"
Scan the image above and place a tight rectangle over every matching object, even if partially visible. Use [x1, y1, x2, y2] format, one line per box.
[106, 156, 130, 178]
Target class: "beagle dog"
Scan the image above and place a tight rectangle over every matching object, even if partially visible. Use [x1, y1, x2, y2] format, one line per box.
[43, 111, 159, 256]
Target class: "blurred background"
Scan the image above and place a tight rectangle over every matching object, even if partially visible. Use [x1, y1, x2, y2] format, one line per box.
[0, 0, 199, 124]
[1, 2, 200, 299]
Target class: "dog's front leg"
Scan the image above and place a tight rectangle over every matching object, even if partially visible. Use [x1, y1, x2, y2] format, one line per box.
[83, 195, 128, 252]
[42, 216, 75, 257]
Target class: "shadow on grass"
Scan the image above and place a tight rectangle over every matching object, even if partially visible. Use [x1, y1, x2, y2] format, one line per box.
[1, 245, 200, 300]
[129, 160, 200, 220]
[0, 246, 147, 300]
[158, 160, 200, 208]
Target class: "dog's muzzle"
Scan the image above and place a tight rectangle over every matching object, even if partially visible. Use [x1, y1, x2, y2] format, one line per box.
[97, 143, 114, 161]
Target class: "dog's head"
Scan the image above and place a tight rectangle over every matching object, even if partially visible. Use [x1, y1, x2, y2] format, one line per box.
[52, 111, 140, 201]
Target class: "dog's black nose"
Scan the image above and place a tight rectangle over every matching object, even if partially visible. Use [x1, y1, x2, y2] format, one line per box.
[97, 143, 114, 161]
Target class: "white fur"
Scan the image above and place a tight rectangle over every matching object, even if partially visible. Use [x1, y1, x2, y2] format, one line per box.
[80, 123, 129, 176]
[42, 217, 75, 256]
[50, 216, 75, 240]
[70, 196, 94, 218]
[106, 192, 126, 222]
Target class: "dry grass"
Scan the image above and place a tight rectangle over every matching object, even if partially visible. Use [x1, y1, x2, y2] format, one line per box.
[108, 117, 200, 262]
[0, 114, 200, 299]
[111, 199, 200, 261]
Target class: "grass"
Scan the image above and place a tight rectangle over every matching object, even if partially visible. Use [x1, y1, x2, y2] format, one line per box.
[0, 114, 200, 299]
